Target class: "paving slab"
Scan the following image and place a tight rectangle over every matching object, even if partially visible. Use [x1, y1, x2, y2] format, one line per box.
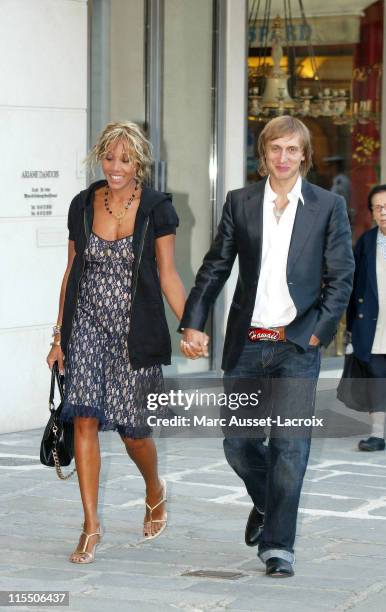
[1, 408, 386, 612]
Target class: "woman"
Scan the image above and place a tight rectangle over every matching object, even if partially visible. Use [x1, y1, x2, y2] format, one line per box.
[46, 121, 186, 563]
[346, 184, 386, 451]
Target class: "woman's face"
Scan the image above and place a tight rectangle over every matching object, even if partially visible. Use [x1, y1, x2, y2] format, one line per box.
[101, 140, 138, 191]
[371, 191, 386, 235]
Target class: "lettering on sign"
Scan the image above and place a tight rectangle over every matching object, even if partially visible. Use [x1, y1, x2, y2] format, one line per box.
[21, 172, 59, 216]
[30, 203, 53, 217]
[249, 16, 360, 46]
[249, 23, 312, 45]
[22, 170, 59, 178]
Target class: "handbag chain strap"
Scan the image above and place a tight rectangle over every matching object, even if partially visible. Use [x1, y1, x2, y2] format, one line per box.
[51, 363, 77, 480]
[52, 444, 76, 480]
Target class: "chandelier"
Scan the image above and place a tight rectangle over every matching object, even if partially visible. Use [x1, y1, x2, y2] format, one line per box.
[248, 0, 382, 128]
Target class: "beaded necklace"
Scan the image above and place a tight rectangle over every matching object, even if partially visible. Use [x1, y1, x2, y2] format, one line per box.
[104, 181, 139, 225]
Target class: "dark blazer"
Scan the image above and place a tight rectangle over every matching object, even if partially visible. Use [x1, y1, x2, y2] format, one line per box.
[180, 177, 355, 371]
[61, 180, 179, 369]
[346, 227, 379, 362]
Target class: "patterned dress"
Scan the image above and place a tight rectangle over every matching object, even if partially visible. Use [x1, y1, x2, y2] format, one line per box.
[61, 232, 164, 438]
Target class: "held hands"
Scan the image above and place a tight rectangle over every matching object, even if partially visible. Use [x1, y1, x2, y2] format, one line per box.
[180, 328, 210, 360]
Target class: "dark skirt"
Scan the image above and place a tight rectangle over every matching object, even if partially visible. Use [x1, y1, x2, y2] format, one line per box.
[337, 353, 386, 412]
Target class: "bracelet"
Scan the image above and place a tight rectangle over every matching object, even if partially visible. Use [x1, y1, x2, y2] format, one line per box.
[50, 340, 61, 347]
[52, 324, 62, 336]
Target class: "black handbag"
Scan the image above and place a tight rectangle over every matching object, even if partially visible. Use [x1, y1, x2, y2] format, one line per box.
[40, 363, 76, 479]
[337, 353, 369, 412]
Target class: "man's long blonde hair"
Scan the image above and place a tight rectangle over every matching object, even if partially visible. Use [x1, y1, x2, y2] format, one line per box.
[257, 116, 313, 177]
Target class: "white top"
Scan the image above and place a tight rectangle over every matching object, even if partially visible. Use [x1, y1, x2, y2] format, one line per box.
[371, 230, 386, 354]
[251, 175, 304, 328]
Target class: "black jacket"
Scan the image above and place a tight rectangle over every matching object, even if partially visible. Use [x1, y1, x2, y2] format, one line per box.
[180, 178, 355, 371]
[61, 180, 179, 369]
[346, 227, 379, 362]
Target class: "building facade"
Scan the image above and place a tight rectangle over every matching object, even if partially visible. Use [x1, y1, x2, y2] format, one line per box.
[0, 0, 385, 432]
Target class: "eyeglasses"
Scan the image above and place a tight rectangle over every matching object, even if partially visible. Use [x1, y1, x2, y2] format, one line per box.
[372, 204, 386, 214]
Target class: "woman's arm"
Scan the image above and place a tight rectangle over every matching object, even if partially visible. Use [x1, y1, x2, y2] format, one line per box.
[46, 240, 76, 372]
[155, 235, 209, 359]
[155, 235, 186, 320]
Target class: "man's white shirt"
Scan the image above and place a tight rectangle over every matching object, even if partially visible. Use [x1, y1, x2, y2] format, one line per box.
[251, 175, 304, 328]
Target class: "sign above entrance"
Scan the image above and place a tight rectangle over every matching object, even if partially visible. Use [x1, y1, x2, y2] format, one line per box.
[249, 16, 360, 47]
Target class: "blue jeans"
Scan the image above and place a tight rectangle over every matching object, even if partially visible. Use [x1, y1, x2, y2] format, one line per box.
[223, 340, 321, 564]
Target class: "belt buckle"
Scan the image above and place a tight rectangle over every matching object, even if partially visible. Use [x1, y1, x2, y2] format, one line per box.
[248, 327, 280, 342]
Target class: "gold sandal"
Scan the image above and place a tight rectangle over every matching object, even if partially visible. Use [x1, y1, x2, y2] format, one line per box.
[69, 527, 102, 564]
[143, 479, 167, 540]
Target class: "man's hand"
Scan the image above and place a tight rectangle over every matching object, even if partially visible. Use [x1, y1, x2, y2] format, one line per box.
[308, 334, 320, 347]
[180, 328, 210, 359]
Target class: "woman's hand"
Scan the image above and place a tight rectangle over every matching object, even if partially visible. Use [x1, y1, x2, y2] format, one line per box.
[46, 344, 65, 374]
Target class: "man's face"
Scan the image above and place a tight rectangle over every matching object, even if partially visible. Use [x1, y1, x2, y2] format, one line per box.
[265, 133, 305, 183]
[371, 191, 386, 234]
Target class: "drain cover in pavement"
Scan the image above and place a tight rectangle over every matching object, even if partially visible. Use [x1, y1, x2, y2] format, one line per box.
[182, 570, 244, 580]
[0, 457, 40, 466]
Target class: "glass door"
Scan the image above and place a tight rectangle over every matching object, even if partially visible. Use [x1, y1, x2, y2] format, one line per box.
[147, 0, 216, 374]
[90, 0, 217, 374]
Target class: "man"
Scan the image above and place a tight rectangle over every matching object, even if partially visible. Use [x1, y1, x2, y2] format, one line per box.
[180, 116, 354, 577]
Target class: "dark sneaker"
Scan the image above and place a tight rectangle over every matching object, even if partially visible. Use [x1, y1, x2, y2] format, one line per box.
[358, 436, 385, 452]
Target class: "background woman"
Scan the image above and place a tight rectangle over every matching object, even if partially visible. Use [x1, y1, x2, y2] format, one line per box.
[46, 121, 186, 562]
[346, 184, 386, 451]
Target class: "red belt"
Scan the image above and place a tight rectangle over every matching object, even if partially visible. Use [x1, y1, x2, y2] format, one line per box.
[248, 326, 286, 342]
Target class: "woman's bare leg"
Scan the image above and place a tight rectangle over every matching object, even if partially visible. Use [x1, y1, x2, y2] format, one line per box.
[70, 416, 101, 561]
[121, 437, 166, 537]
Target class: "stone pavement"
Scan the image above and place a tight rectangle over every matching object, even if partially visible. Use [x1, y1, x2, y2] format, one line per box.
[1, 384, 386, 612]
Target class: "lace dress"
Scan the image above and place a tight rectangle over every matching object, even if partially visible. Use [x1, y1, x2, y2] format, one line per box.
[60, 232, 164, 438]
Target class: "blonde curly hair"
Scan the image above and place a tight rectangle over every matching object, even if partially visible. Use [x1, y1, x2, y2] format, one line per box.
[86, 121, 153, 184]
